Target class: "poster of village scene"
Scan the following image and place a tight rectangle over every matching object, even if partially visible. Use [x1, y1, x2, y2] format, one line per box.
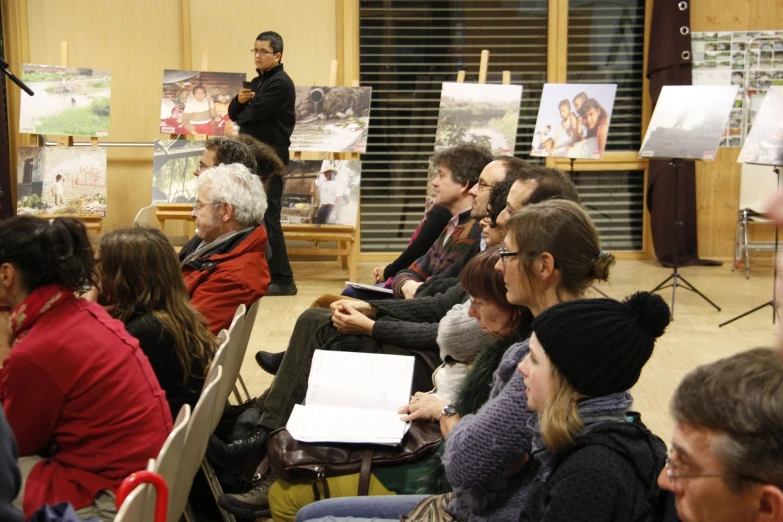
[160, 70, 245, 136]
[151, 140, 205, 205]
[19, 64, 111, 137]
[530, 83, 617, 159]
[281, 160, 361, 227]
[434, 82, 523, 156]
[289, 86, 372, 153]
[17, 147, 107, 216]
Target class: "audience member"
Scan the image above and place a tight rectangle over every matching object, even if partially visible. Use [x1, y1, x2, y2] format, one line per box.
[520, 292, 669, 521]
[294, 198, 616, 522]
[193, 136, 257, 177]
[181, 163, 270, 334]
[659, 348, 783, 522]
[93, 226, 217, 419]
[479, 177, 514, 247]
[233, 134, 297, 296]
[0, 216, 172, 520]
[391, 144, 492, 299]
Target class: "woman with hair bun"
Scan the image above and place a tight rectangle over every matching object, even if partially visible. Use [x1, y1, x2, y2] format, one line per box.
[0, 216, 172, 521]
[520, 291, 669, 521]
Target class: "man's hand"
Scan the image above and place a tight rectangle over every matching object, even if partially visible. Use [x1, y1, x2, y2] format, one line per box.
[398, 392, 448, 423]
[400, 280, 422, 299]
[329, 299, 376, 318]
[373, 266, 386, 284]
[332, 303, 375, 335]
[237, 88, 255, 104]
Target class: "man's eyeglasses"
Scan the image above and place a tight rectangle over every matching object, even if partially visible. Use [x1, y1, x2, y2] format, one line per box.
[477, 180, 495, 192]
[665, 446, 765, 489]
[251, 49, 275, 56]
[499, 245, 519, 264]
[192, 202, 220, 213]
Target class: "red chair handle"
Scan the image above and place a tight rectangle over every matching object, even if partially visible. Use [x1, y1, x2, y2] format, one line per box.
[117, 470, 169, 522]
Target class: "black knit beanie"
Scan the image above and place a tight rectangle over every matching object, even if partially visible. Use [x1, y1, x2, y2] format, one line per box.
[531, 291, 670, 397]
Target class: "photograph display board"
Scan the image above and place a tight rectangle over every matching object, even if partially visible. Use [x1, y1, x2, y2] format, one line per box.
[282, 160, 361, 227]
[290, 86, 372, 153]
[530, 83, 617, 159]
[160, 70, 245, 136]
[17, 146, 107, 216]
[737, 86, 783, 165]
[639, 85, 738, 161]
[151, 139, 205, 204]
[691, 30, 783, 147]
[434, 82, 523, 155]
[19, 64, 112, 137]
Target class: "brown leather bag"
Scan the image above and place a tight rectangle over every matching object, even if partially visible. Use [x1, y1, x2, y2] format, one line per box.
[267, 420, 443, 499]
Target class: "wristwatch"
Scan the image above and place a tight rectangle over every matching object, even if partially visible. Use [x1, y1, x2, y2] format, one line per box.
[440, 404, 457, 419]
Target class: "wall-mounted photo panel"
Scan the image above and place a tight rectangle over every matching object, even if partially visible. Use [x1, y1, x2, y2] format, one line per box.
[160, 70, 245, 136]
[17, 146, 107, 216]
[151, 139, 206, 205]
[19, 64, 112, 137]
[282, 160, 361, 227]
[290, 86, 372, 152]
[639, 85, 739, 161]
[738, 86, 783, 165]
[530, 83, 617, 159]
[434, 82, 523, 155]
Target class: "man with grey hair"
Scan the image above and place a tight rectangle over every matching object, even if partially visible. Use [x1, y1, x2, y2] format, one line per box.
[182, 163, 270, 334]
[659, 348, 783, 522]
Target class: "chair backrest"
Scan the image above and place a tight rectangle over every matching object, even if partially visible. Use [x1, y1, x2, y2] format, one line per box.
[168, 365, 222, 522]
[740, 163, 779, 213]
[152, 404, 190, 493]
[205, 329, 229, 387]
[133, 205, 155, 226]
[215, 305, 247, 413]
[114, 483, 152, 522]
[238, 299, 261, 359]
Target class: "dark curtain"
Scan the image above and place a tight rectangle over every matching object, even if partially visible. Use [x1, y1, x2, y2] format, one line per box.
[646, 0, 720, 267]
[0, 12, 12, 220]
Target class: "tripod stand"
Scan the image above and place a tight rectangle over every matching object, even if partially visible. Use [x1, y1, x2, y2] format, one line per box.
[719, 165, 781, 327]
[651, 159, 722, 319]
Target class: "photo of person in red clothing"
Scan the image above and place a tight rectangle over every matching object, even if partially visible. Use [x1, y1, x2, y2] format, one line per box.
[0, 216, 172, 521]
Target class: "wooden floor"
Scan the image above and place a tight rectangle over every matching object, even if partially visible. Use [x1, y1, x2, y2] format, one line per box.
[241, 257, 779, 445]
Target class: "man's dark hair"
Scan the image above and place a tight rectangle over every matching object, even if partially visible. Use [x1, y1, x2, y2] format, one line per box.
[488, 178, 514, 227]
[233, 134, 285, 184]
[205, 137, 257, 173]
[430, 144, 493, 188]
[525, 166, 581, 205]
[256, 31, 284, 58]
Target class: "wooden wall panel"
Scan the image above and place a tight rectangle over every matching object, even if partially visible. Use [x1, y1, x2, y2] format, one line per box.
[690, 0, 783, 258]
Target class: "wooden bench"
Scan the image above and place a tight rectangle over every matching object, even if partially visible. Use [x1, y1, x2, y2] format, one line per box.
[281, 223, 357, 281]
[40, 214, 104, 236]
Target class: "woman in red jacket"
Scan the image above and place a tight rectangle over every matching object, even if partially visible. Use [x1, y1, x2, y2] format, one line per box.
[0, 216, 173, 521]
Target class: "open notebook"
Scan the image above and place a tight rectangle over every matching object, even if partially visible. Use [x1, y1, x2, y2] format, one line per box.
[286, 350, 415, 444]
[344, 281, 394, 295]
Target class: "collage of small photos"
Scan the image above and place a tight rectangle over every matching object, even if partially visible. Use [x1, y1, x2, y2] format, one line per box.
[691, 30, 783, 148]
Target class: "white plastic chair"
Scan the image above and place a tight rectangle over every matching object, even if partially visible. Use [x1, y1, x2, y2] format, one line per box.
[114, 483, 153, 522]
[152, 404, 190, 494]
[233, 299, 261, 403]
[133, 205, 155, 226]
[733, 163, 780, 278]
[169, 365, 223, 522]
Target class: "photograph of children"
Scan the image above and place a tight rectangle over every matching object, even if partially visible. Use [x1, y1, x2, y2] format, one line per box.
[151, 139, 206, 204]
[530, 83, 617, 159]
[19, 64, 111, 137]
[639, 85, 738, 160]
[17, 146, 107, 216]
[160, 70, 244, 136]
[738, 86, 783, 165]
[281, 160, 361, 226]
[290, 86, 372, 153]
[433, 82, 523, 155]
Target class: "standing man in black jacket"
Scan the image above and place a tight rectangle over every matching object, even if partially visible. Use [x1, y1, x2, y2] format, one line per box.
[229, 31, 298, 295]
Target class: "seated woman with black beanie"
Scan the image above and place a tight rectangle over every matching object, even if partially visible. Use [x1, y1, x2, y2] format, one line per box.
[0, 216, 172, 521]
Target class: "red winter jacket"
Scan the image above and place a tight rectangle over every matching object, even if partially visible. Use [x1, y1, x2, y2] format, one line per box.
[183, 225, 270, 334]
[0, 295, 173, 518]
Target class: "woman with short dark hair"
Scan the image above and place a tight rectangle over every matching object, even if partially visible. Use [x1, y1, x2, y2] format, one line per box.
[0, 216, 172, 521]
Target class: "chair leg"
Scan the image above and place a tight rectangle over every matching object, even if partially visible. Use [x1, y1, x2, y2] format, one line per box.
[201, 459, 236, 522]
[733, 211, 742, 271]
[236, 373, 251, 403]
[743, 211, 751, 279]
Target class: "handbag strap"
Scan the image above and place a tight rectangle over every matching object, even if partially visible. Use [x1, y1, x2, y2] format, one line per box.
[358, 449, 374, 496]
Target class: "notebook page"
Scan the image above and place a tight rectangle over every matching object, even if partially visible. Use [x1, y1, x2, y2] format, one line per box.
[287, 404, 408, 444]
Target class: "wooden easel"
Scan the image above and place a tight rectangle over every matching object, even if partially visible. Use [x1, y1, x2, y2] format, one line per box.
[281, 59, 360, 281]
[39, 41, 104, 237]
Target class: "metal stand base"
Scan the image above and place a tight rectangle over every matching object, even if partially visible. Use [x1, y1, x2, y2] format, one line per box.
[650, 159, 721, 320]
[719, 300, 779, 327]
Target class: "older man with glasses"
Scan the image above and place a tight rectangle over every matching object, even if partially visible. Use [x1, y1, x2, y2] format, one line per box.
[181, 163, 270, 334]
[659, 348, 783, 522]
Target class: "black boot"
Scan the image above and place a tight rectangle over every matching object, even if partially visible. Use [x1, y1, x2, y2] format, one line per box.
[207, 426, 270, 481]
[218, 470, 277, 518]
[255, 350, 285, 375]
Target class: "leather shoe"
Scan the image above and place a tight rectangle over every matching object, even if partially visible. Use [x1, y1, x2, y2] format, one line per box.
[266, 282, 298, 296]
[218, 471, 276, 518]
[255, 350, 285, 375]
